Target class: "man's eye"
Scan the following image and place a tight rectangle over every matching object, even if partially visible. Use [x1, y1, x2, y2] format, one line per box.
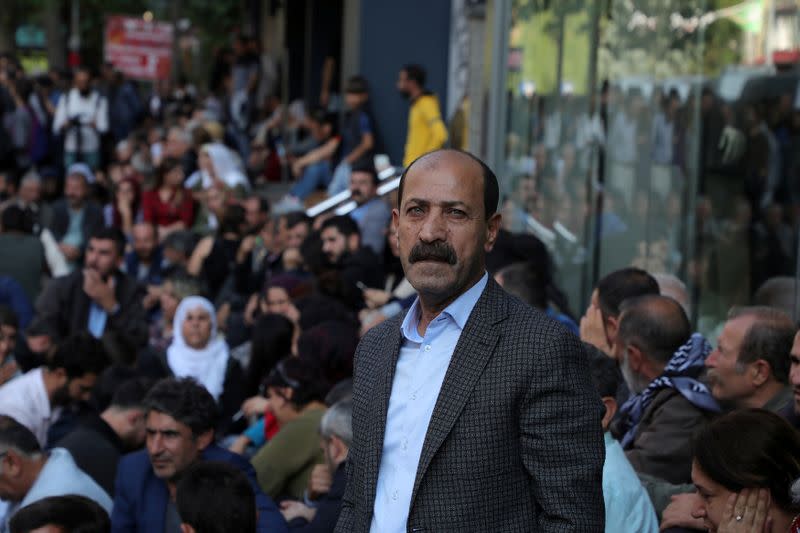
[407, 206, 424, 215]
[447, 209, 467, 218]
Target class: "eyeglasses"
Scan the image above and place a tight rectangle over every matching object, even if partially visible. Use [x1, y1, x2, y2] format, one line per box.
[274, 360, 300, 390]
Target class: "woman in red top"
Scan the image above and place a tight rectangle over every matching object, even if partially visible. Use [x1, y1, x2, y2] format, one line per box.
[142, 157, 195, 241]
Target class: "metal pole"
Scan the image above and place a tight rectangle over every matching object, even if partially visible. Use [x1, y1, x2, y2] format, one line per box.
[487, 0, 512, 176]
[69, 0, 80, 61]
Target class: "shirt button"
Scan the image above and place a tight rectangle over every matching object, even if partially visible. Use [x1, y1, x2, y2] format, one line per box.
[392, 490, 398, 501]
[424, 345, 431, 352]
[411, 393, 416, 400]
[402, 439, 408, 451]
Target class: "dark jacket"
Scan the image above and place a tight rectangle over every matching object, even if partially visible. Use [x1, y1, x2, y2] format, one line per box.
[289, 462, 346, 533]
[34, 269, 148, 350]
[123, 246, 165, 287]
[49, 199, 104, 252]
[110, 445, 288, 533]
[55, 412, 125, 494]
[616, 387, 714, 485]
[336, 278, 606, 532]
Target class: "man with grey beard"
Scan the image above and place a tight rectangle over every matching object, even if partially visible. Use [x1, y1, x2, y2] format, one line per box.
[610, 295, 719, 485]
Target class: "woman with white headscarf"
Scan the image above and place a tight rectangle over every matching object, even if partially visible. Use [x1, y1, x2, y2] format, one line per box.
[164, 295, 245, 435]
[185, 142, 250, 195]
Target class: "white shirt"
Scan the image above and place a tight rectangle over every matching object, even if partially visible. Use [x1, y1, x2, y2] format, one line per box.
[370, 274, 487, 533]
[0, 368, 60, 448]
[52, 88, 109, 153]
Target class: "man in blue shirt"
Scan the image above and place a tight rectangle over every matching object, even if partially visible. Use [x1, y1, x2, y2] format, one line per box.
[588, 356, 659, 533]
[110, 378, 287, 533]
[348, 164, 391, 256]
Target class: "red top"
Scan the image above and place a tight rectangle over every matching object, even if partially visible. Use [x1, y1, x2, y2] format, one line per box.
[142, 187, 195, 228]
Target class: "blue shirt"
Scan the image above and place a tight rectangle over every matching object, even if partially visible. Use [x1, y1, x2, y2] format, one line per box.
[370, 273, 488, 533]
[87, 302, 108, 339]
[2, 448, 113, 532]
[603, 432, 659, 533]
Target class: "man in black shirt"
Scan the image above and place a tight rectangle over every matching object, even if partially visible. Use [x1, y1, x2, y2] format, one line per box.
[56, 377, 152, 494]
[319, 216, 383, 310]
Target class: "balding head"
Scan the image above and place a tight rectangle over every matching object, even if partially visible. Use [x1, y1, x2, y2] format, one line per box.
[398, 149, 499, 220]
[617, 295, 691, 364]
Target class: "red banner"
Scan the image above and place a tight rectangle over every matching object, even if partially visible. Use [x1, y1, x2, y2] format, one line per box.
[104, 15, 173, 80]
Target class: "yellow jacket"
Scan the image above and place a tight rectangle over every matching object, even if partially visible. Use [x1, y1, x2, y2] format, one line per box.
[403, 93, 448, 167]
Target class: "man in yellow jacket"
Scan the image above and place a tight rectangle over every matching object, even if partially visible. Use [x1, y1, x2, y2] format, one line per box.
[397, 64, 448, 167]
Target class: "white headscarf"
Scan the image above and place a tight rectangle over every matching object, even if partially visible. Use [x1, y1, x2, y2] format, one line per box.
[185, 142, 250, 191]
[167, 296, 229, 402]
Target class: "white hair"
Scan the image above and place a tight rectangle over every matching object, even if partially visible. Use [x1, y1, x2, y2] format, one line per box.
[653, 273, 690, 316]
[320, 399, 352, 448]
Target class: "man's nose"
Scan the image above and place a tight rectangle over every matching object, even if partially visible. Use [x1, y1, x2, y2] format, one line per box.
[705, 349, 719, 368]
[418, 212, 447, 242]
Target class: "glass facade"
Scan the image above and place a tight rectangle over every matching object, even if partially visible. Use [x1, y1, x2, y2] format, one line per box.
[489, 0, 800, 336]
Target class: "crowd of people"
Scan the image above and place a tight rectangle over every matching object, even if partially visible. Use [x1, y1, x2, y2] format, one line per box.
[0, 32, 798, 533]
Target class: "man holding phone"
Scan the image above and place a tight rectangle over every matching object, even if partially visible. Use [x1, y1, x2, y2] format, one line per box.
[33, 227, 149, 353]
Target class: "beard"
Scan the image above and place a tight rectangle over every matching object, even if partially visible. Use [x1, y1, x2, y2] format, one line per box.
[51, 382, 72, 406]
[620, 353, 650, 395]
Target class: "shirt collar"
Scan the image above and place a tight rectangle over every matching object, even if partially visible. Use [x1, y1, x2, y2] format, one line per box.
[401, 272, 488, 341]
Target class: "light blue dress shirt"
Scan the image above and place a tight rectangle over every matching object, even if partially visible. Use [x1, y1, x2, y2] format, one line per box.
[370, 273, 488, 533]
[87, 302, 108, 339]
[603, 432, 659, 533]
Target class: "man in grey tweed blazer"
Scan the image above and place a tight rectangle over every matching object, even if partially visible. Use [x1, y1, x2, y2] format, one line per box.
[336, 149, 605, 532]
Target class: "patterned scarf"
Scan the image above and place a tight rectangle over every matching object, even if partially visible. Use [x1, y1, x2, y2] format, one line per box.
[618, 333, 721, 449]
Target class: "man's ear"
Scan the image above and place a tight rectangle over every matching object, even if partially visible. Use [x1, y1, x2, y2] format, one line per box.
[601, 396, 618, 431]
[180, 524, 196, 533]
[484, 212, 502, 252]
[331, 435, 348, 463]
[348, 233, 360, 252]
[626, 344, 644, 372]
[195, 429, 214, 452]
[605, 315, 619, 347]
[751, 359, 772, 387]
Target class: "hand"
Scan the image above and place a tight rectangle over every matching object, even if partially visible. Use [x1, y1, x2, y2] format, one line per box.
[228, 434, 251, 455]
[717, 489, 772, 533]
[291, 161, 303, 178]
[237, 235, 256, 263]
[143, 285, 162, 310]
[59, 243, 81, 261]
[0, 360, 18, 386]
[83, 269, 117, 312]
[661, 493, 706, 531]
[242, 396, 269, 418]
[280, 501, 316, 523]
[360, 311, 387, 337]
[579, 305, 613, 357]
[308, 464, 333, 500]
[243, 294, 259, 326]
[363, 288, 390, 309]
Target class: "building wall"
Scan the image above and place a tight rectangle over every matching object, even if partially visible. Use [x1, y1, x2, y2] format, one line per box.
[358, 0, 452, 165]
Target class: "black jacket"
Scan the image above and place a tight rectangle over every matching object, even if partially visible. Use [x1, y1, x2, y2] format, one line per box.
[289, 463, 346, 533]
[48, 199, 104, 254]
[55, 413, 126, 494]
[34, 269, 149, 351]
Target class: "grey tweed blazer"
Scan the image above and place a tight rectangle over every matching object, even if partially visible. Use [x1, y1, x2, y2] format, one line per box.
[336, 277, 606, 532]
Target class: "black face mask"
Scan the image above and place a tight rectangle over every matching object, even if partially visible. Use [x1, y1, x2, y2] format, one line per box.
[79, 88, 91, 97]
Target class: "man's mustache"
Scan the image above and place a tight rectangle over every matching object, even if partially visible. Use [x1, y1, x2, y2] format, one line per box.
[408, 242, 457, 265]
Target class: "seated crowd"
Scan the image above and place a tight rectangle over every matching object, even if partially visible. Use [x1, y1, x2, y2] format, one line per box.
[0, 70, 798, 533]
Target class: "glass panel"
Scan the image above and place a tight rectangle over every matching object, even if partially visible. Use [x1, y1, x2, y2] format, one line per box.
[497, 0, 800, 332]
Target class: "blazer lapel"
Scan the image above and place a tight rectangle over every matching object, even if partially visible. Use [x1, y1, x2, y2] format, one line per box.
[363, 316, 404, 505]
[409, 278, 507, 506]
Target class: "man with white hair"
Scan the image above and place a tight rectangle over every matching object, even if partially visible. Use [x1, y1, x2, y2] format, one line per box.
[280, 399, 352, 532]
